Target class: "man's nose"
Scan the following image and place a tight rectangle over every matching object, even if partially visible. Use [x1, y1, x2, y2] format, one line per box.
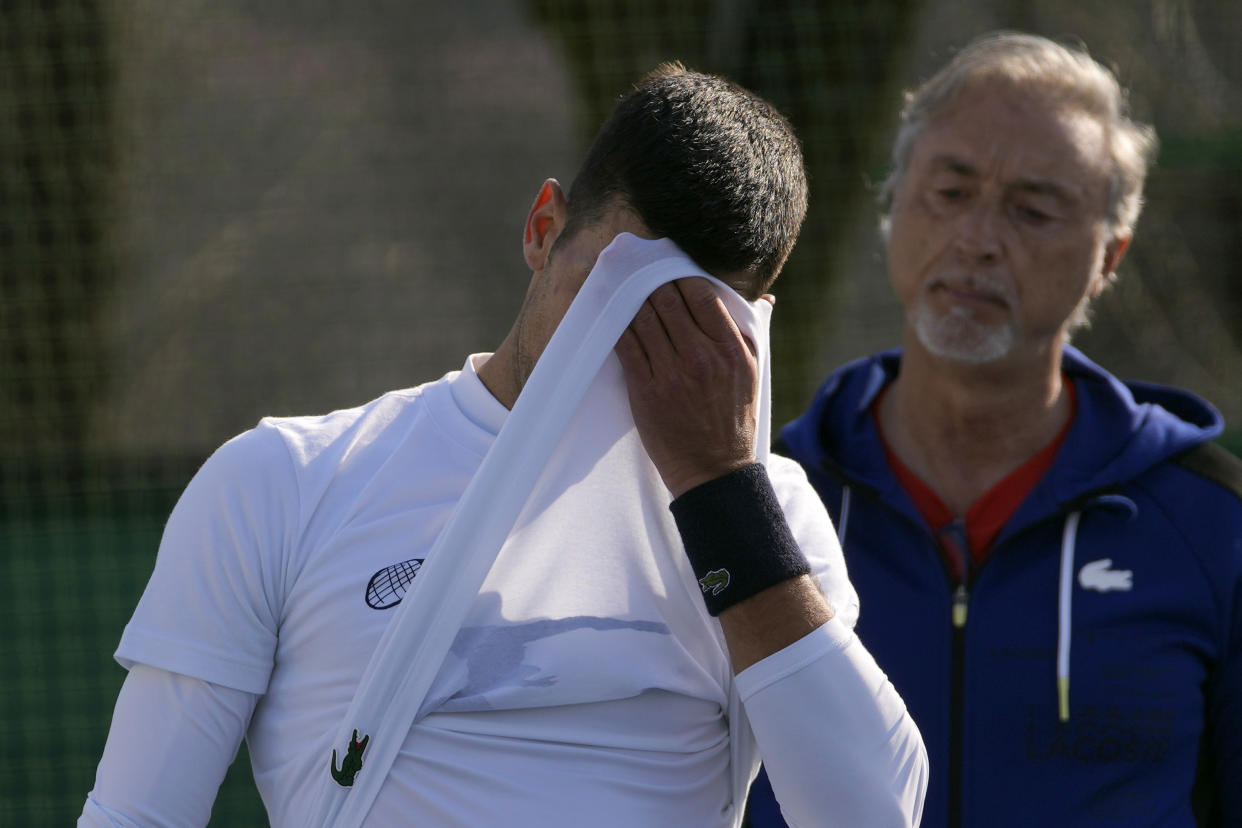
[953, 201, 1003, 263]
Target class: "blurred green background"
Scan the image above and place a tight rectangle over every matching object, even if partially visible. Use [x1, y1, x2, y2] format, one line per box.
[2, 0, 1239, 823]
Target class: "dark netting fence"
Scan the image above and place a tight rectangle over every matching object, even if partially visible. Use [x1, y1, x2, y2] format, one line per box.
[2, 0, 1240, 823]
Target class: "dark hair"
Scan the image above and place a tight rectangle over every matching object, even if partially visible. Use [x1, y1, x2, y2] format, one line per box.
[563, 63, 807, 299]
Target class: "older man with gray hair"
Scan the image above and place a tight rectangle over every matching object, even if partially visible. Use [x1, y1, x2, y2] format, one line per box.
[749, 30, 1242, 828]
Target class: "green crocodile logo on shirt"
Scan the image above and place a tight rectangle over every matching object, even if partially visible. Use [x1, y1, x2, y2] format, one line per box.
[698, 568, 731, 596]
[330, 729, 370, 787]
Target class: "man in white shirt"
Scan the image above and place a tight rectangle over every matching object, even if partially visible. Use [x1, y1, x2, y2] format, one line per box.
[81, 63, 927, 827]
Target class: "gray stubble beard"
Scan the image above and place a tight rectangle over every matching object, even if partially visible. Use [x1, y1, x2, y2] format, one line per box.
[910, 301, 1017, 365]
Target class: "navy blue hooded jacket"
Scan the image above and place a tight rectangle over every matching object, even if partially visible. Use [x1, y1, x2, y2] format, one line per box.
[751, 346, 1242, 827]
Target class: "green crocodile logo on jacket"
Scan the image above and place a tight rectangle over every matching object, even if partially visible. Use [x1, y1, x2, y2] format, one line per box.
[698, 568, 731, 596]
[330, 729, 370, 787]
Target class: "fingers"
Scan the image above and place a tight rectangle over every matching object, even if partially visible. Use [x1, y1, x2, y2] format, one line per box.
[626, 286, 682, 368]
[615, 326, 651, 383]
[673, 279, 735, 343]
[621, 277, 754, 375]
[644, 279, 743, 347]
[673, 278, 753, 360]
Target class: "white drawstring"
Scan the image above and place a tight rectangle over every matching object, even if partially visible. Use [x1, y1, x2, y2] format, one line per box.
[838, 485, 852, 545]
[1056, 511, 1082, 722]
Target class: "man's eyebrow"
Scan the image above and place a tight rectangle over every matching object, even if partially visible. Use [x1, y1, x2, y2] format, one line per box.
[928, 155, 976, 176]
[929, 154, 1083, 203]
[1012, 177, 1080, 203]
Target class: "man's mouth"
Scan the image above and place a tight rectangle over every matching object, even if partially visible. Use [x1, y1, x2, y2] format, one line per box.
[930, 277, 1012, 309]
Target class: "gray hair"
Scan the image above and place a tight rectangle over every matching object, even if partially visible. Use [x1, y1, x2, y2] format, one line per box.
[878, 32, 1158, 238]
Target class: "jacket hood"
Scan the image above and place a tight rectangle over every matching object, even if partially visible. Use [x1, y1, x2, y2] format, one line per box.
[780, 345, 1224, 528]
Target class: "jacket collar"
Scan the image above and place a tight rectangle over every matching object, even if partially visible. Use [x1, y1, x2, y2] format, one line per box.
[781, 345, 1223, 533]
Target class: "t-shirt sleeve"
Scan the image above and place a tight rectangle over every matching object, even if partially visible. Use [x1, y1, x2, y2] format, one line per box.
[767, 455, 860, 630]
[115, 422, 299, 694]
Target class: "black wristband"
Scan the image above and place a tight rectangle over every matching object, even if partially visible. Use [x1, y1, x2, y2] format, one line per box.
[669, 463, 811, 616]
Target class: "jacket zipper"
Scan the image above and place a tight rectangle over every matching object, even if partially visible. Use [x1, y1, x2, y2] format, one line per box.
[815, 456, 1103, 828]
[950, 582, 967, 828]
[944, 514, 1079, 827]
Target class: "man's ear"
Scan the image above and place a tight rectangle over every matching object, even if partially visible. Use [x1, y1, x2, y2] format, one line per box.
[523, 179, 569, 272]
[1092, 233, 1131, 297]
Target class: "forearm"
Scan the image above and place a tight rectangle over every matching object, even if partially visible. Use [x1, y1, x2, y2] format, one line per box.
[716, 575, 832, 672]
[669, 465, 927, 824]
[80, 664, 257, 828]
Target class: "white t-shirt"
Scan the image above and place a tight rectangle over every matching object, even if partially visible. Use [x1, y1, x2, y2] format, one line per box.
[89, 355, 921, 827]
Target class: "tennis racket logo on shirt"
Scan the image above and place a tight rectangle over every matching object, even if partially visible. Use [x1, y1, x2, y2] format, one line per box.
[365, 558, 425, 609]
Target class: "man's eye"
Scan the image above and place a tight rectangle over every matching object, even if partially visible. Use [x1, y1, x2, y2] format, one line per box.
[937, 188, 965, 201]
[1018, 205, 1052, 224]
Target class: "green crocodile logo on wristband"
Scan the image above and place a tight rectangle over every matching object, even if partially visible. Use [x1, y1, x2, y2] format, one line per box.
[699, 568, 731, 596]
[330, 729, 370, 787]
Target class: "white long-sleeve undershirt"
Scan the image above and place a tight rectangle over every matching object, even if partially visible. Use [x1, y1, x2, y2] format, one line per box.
[82, 618, 926, 828]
